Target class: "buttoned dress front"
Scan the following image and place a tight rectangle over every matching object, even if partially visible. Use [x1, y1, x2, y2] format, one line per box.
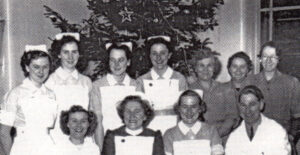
[0, 78, 57, 155]
[46, 67, 92, 143]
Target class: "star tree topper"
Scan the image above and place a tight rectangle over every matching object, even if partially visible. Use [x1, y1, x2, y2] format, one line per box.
[119, 7, 133, 23]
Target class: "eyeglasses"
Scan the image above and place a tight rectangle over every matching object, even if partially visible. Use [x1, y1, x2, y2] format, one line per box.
[261, 56, 278, 61]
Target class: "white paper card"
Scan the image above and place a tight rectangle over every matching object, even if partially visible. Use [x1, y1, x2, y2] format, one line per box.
[100, 86, 136, 132]
[173, 140, 211, 155]
[115, 136, 154, 155]
[143, 79, 180, 110]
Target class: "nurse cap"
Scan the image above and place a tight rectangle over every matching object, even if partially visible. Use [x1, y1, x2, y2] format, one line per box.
[147, 35, 171, 42]
[105, 42, 133, 52]
[25, 44, 48, 54]
[55, 32, 80, 41]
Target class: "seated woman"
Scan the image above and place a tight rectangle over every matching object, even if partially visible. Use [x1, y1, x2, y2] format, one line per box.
[101, 95, 165, 155]
[163, 90, 224, 155]
[56, 105, 99, 155]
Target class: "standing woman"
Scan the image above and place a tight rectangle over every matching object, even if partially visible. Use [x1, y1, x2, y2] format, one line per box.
[0, 45, 57, 155]
[188, 50, 239, 144]
[46, 33, 93, 144]
[137, 36, 187, 133]
[90, 42, 139, 148]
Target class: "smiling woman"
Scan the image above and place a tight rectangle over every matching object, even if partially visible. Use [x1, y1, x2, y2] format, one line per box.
[0, 45, 57, 155]
[57, 105, 99, 155]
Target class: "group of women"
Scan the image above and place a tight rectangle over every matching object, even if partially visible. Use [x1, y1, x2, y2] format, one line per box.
[0, 32, 298, 155]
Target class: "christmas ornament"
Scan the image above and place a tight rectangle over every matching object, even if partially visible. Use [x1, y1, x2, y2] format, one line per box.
[119, 7, 133, 23]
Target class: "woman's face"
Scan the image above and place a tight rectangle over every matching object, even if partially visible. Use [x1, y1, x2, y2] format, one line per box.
[229, 57, 249, 82]
[195, 57, 215, 81]
[179, 96, 202, 126]
[150, 43, 171, 71]
[59, 42, 79, 71]
[26, 57, 50, 85]
[67, 111, 89, 141]
[109, 48, 130, 76]
[260, 46, 278, 72]
[123, 101, 146, 130]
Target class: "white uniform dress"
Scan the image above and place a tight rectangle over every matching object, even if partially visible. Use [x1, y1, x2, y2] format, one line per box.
[0, 78, 57, 155]
[46, 67, 92, 144]
[225, 114, 291, 155]
[56, 136, 100, 155]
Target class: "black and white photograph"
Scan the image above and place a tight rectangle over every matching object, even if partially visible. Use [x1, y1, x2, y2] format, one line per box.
[0, 0, 300, 154]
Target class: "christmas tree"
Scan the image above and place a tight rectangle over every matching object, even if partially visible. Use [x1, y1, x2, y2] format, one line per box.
[44, 0, 223, 80]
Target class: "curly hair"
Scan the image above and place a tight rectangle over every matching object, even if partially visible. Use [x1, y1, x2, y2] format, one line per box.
[117, 95, 154, 127]
[60, 105, 98, 137]
[20, 50, 52, 77]
[174, 90, 206, 121]
[50, 35, 85, 71]
[227, 51, 253, 72]
[192, 55, 222, 80]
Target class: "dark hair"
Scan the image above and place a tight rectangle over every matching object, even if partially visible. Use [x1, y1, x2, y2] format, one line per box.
[60, 105, 98, 137]
[146, 37, 173, 54]
[238, 85, 264, 103]
[20, 51, 52, 77]
[50, 35, 83, 70]
[174, 90, 206, 121]
[107, 43, 132, 61]
[227, 51, 253, 72]
[258, 41, 280, 57]
[117, 95, 154, 127]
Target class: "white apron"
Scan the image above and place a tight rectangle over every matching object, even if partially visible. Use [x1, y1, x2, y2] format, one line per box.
[143, 79, 179, 133]
[100, 86, 136, 132]
[10, 93, 56, 155]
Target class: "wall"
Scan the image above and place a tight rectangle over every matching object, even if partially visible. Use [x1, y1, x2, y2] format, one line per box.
[208, 0, 260, 81]
[1, 0, 260, 93]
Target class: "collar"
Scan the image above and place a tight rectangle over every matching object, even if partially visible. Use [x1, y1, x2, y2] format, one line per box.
[260, 69, 281, 82]
[107, 73, 131, 86]
[125, 127, 143, 136]
[150, 66, 173, 80]
[56, 67, 79, 80]
[22, 78, 47, 94]
[178, 121, 201, 135]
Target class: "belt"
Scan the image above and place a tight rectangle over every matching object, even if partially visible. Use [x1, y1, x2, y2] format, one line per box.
[154, 109, 176, 116]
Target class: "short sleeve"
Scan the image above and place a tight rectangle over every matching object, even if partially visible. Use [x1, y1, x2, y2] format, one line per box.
[136, 77, 145, 92]
[210, 125, 222, 147]
[163, 129, 174, 155]
[177, 74, 188, 92]
[0, 89, 19, 126]
[89, 82, 102, 119]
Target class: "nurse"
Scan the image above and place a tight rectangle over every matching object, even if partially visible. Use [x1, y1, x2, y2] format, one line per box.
[0, 45, 57, 155]
[90, 42, 139, 148]
[163, 90, 224, 155]
[46, 32, 92, 143]
[56, 105, 99, 155]
[137, 35, 187, 133]
[101, 95, 165, 155]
